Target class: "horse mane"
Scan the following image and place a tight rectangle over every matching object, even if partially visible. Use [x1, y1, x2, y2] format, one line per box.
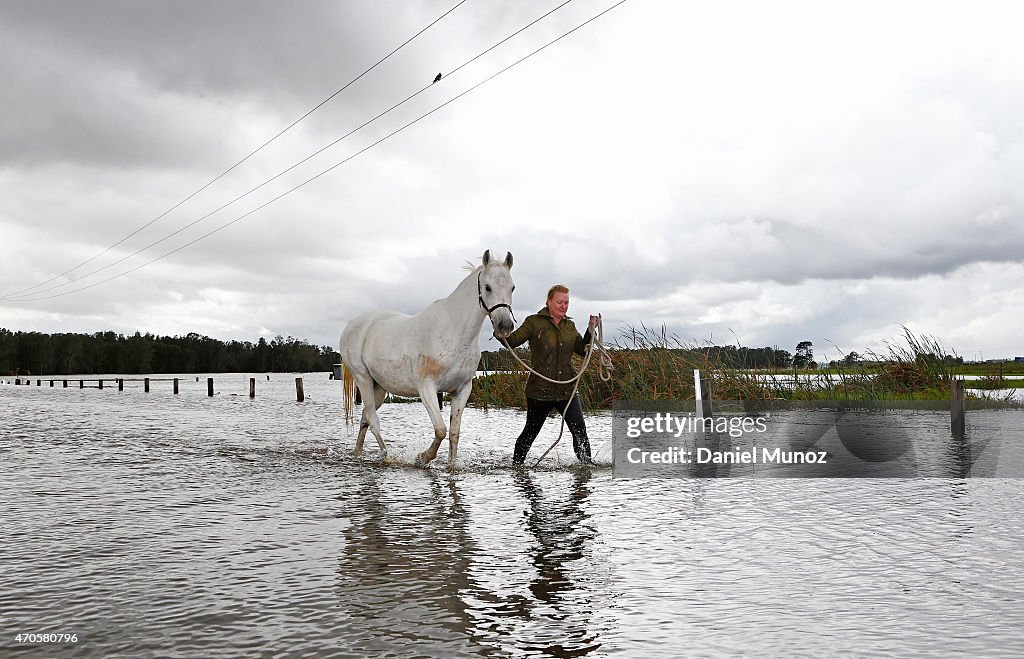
[425, 260, 480, 303]
[463, 250, 507, 273]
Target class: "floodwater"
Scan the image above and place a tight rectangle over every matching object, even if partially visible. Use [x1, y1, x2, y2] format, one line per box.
[2, 373, 1024, 657]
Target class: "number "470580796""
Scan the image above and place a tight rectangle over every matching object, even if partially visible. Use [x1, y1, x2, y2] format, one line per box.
[15, 633, 78, 643]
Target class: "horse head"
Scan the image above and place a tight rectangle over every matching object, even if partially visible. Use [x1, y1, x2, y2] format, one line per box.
[478, 249, 515, 338]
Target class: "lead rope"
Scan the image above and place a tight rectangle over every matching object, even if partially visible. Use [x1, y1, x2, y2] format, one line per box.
[499, 314, 613, 467]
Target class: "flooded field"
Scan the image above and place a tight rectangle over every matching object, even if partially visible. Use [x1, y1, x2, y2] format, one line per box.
[2, 373, 1024, 657]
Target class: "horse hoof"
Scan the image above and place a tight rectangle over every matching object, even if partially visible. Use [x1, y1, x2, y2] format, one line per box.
[351, 449, 364, 457]
[415, 452, 430, 467]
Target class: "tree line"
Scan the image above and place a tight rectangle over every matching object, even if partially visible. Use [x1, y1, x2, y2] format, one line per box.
[5, 325, 871, 377]
[480, 342, 810, 371]
[0, 328, 339, 375]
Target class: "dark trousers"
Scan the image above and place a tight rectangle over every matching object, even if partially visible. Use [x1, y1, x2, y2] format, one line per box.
[513, 396, 592, 464]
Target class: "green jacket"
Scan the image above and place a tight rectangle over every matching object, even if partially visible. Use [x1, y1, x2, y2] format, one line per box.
[504, 307, 592, 400]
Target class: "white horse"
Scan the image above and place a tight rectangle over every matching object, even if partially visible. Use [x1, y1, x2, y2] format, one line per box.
[339, 250, 515, 467]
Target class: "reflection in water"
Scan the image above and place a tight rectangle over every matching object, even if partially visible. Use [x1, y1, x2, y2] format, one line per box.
[693, 429, 735, 479]
[946, 433, 973, 480]
[336, 467, 486, 656]
[334, 465, 606, 657]
[506, 469, 602, 657]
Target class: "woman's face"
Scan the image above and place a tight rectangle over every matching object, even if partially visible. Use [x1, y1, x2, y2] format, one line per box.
[547, 291, 569, 322]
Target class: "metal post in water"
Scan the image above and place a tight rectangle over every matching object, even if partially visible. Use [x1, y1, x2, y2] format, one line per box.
[145, 378, 150, 393]
[208, 378, 214, 397]
[296, 377, 305, 402]
[173, 378, 179, 395]
[249, 378, 256, 398]
[118, 378, 124, 391]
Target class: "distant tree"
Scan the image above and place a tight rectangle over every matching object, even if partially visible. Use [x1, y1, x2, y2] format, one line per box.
[125, 331, 154, 373]
[0, 328, 15, 373]
[793, 341, 814, 369]
[16, 332, 54, 374]
[843, 351, 861, 367]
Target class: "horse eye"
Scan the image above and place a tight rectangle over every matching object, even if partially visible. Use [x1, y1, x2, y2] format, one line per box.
[511, 285, 515, 292]
[485, 285, 492, 292]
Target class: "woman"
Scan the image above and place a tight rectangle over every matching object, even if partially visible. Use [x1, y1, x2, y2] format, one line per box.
[502, 284, 599, 465]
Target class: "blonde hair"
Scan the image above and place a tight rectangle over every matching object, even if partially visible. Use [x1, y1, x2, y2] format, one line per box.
[546, 284, 569, 300]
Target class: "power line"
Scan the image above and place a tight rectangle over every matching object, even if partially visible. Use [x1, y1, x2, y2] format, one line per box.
[0, 0, 469, 300]
[7, 0, 628, 303]
[4, 0, 580, 301]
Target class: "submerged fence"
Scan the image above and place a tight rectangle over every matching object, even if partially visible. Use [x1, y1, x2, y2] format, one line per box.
[693, 369, 971, 436]
[3, 375, 311, 402]
[4, 370, 974, 427]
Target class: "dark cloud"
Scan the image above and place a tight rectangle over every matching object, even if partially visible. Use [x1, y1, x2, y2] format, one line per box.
[2, 1, 378, 97]
[3, 2, 1024, 358]
[0, 0, 480, 167]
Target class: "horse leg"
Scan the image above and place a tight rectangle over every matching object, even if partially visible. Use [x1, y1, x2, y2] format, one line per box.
[369, 383, 388, 453]
[352, 372, 388, 457]
[354, 382, 387, 456]
[415, 381, 447, 466]
[446, 379, 473, 470]
[353, 403, 367, 457]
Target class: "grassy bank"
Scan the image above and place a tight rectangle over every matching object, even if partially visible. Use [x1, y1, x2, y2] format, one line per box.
[469, 325, 1021, 410]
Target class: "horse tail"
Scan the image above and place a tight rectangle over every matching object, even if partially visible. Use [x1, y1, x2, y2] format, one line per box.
[342, 362, 356, 426]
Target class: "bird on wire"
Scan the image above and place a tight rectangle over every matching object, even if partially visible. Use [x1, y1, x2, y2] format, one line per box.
[433, 72, 442, 83]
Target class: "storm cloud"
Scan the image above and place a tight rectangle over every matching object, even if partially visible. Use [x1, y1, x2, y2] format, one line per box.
[2, 0, 1023, 363]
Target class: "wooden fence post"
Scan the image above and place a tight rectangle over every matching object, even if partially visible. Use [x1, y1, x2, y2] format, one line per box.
[208, 377, 214, 397]
[63, 380, 68, 388]
[296, 377, 305, 402]
[173, 378, 179, 395]
[694, 369, 712, 419]
[144, 377, 150, 393]
[118, 378, 124, 391]
[79, 380, 84, 389]
[249, 378, 256, 398]
[951, 378, 965, 437]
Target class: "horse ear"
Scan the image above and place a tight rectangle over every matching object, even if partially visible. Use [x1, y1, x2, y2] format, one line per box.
[504, 251, 513, 268]
[482, 249, 491, 266]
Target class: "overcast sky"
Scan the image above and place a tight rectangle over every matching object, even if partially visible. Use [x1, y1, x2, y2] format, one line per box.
[2, 0, 1023, 363]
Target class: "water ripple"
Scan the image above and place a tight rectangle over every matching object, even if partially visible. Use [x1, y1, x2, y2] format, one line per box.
[1, 381, 1023, 656]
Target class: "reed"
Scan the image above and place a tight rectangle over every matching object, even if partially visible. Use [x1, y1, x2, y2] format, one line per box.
[468, 323, 1015, 409]
[470, 370, 526, 409]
